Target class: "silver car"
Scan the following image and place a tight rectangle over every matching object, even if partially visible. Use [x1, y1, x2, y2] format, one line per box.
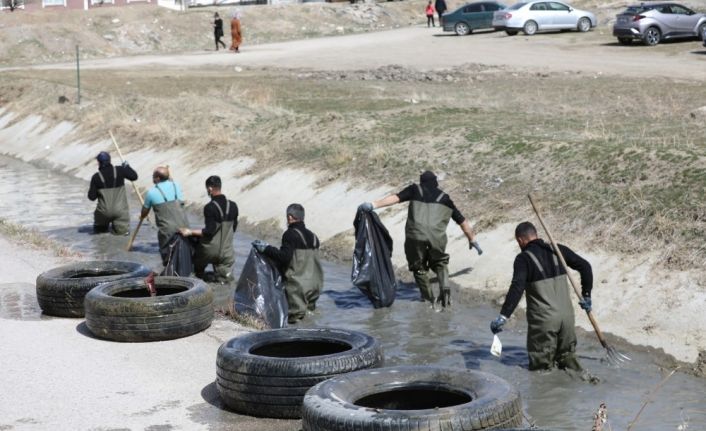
[492, 1, 597, 35]
[613, 3, 706, 46]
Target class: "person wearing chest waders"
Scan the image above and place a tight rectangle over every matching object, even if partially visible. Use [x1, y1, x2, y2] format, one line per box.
[140, 166, 189, 265]
[87, 151, 138, 236]
[252, 204, 324, 324]
[179, 176, 238, 283]
[490, 222, 593, 373]
[358, 171, 482, 310]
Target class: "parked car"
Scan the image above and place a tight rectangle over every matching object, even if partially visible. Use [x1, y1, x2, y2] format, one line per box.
[443, 1, 507, 35]
[612, 3, 706, 46]
[492, 1, 597, 35]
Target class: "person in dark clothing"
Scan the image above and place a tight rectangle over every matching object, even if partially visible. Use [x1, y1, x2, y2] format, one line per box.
[252, 204, 323, 324]
[179, 176, 238, 282]
[87, 151, 138, 235]
[434, 0, 447, 25]
[214, 12, 226, 51]
[358, 171, 482, 310]
[490, 221, 593, 372]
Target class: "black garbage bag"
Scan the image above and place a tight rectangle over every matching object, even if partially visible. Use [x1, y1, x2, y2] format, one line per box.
[351, 209, 397, 308]
[160, 233, 194, 277]
[234, 248, 288, 329]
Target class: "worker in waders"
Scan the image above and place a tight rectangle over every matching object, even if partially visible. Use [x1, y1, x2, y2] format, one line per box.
[358, 170, 482, 310]
[179, 175, 238, 283]
[490, 221, 593, 372]
[87, 151, 138, 235]
[140, 166, 189, 265]
[252, 204, 324, 324]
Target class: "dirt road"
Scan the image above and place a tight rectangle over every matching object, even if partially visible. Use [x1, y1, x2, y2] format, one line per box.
[24, 26, 706, 79]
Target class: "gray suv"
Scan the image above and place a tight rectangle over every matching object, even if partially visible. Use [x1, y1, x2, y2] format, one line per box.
[613, 2, 706, 46]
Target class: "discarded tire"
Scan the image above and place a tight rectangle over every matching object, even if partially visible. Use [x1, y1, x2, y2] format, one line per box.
[36, 260, 151, 317]
[302, 366, 523, 430]
[84, 276, 214, 342]
[216, 327, 384, 419]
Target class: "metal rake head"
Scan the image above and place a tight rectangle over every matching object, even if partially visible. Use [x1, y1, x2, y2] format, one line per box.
[606, 345, 631, 365]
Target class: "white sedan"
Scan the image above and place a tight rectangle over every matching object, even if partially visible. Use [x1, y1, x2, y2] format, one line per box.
[492, 0, 597, 35]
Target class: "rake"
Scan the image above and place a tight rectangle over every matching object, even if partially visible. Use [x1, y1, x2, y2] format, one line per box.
[529, 193, 631, 366]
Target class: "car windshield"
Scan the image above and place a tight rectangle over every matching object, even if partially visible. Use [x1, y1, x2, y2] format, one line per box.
[622, 5, 653, 14]
[509, 2, 527, 10]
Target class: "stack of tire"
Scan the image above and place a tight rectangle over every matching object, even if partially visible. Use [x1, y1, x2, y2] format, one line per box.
[36, 261, 151, 317]
[216, 327, 384, 418]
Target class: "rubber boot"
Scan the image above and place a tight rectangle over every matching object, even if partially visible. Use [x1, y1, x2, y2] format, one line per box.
[440, 289, 451, 309]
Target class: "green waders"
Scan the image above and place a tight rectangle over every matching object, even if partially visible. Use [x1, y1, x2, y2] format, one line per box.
[152, 182, 189, 265]
[524, 250, 583, 371]
[194, 200, 235, 282]
[284, 228, 324, 323]
[403, 185, 453, 306]
[94, 166, 130, 235]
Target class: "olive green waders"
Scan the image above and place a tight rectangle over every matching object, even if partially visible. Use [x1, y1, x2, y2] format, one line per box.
[152, 182, 189, 265]
[94, 166, 130, 235]
[524, 250, 583, 371]
[404, 185, 452, 306]
[284, 228, 324, 323]
[194, 200, 235, 282]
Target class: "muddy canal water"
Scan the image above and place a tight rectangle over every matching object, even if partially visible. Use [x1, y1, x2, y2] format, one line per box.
[0, 155, 704, 430]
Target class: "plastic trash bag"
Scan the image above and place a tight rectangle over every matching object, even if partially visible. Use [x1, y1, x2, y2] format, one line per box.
[490, 335, 503, 357]
[351, 209, 397, 308]
[234, 248, 288, 329]
[160, 233, 193, 277]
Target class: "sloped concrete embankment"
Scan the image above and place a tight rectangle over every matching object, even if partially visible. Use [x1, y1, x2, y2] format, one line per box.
[1, 108, 705, 368]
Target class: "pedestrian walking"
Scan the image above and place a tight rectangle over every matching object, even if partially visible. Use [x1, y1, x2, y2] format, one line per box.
[358, 171, 482, 310]
[434, 0, 447, 26]
[426, 1, 436, 27]
[214, 12, 226, 51]
[490, 222, 593, 372]
[230, 10, 242, 53]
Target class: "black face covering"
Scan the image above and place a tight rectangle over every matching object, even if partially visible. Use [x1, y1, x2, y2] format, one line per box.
[419, 171, 438, 189]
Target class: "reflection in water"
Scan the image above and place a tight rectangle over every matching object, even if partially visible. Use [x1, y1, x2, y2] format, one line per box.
[1, 155, 705, 430]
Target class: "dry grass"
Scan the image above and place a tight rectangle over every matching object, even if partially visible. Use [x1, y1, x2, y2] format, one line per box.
[0, 218, 81, 258]
[216, 300, 268, 331]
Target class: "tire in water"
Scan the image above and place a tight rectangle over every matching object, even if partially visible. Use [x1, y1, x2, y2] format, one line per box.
[302, 365, 523, 430]
[217, 327, 384, 419]
[84, 276, 214, 342]
[36, 260, 151, 317]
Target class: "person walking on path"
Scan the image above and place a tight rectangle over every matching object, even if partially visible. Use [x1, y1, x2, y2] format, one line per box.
[358, 171, 482, 310]
[252, 204, 324, 324]
[140, 166, 189, 265]
[230, 10, 242, 53]
[88, 151, 138, 236]
[214, 12, 226, 51]
[426, 1, 436, 27]
[434, 0, 447, 26]
[490, 221, 593, 372]
[179, 175, 238, 283]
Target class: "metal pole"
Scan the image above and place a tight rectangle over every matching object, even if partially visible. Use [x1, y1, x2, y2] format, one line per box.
[76, 45, 81, 105]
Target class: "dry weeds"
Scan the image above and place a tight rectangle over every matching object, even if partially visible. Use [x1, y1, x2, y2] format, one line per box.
[0, 217, 81, 258]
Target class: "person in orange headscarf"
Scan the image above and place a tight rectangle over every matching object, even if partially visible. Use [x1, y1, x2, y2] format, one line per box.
[230, 10, 242, 53]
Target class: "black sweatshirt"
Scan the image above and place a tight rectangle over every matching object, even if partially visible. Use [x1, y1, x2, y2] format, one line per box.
[87, 164, 138, 201]
[202, 195, 238, 239]
[500, 239, 593, 318]
[396, 183, 466, 225]
[262, 221, 319, 273]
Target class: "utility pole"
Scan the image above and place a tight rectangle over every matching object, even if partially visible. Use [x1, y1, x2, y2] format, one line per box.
[76, 45, 81, 105]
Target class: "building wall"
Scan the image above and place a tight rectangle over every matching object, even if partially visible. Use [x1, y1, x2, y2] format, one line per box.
[1, 0, 153, 11]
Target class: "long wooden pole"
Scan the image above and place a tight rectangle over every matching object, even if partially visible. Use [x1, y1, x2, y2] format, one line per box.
[109, 130, 146, 251]
[528, 193, 610, 349]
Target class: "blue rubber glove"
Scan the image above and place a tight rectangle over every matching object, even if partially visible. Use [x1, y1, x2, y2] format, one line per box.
[470, 240, 483, 255]
[358, 202, 374, 212]
[490, 315, 507, 334]
[121, 161, 130, 168]
[252, 240, 269, 253]
[579, 296, 592, 313]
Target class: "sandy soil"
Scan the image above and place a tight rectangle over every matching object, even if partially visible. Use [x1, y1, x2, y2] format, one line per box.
[21, 26, 706, 79]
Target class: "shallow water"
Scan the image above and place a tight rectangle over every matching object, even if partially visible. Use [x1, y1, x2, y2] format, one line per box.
[0, 154, 704, 430]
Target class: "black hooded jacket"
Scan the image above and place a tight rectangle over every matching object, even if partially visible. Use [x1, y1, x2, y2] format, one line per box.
[500, 239, 593, 318]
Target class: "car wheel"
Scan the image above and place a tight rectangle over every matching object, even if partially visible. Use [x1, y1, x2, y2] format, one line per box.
[523, 20, 538, 35]
[577, 17, 591, 32]
[617, 37, 632, 45]
[505, 29, 518, 36]
[455, 22, 471, 36]
[642, 26, 661, 46]
[698, 23, 706, 41]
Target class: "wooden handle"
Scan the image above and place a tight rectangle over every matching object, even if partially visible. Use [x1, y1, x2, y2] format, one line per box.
[126, 217, 144, 252]
[528, 193, 609, 348]
[109, 130, 145, 207]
